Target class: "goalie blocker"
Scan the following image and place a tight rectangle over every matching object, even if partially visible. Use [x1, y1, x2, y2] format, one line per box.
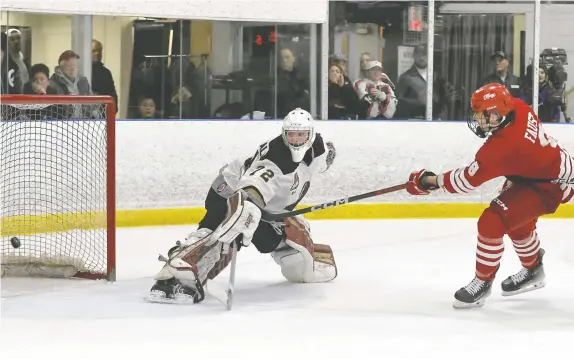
[148, 189, 337, 304]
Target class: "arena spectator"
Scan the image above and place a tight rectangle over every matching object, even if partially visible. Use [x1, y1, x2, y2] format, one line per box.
[329, 53, 350, 82]
[480, 51, 521, 98]
[23, 63, 57, 95]
[328, 64, 359, 119]
[6, 28, 30, 93]
[358, 52, 373, 79]
[138, 96, 158, 119]
[395, 45, 452, 120]
[354, 60, 397, 119]
[50, 50, 92, 96]
[91, 39, 118, 113]
[1, 32, 20, 94]
[520, 62, 562, 122]
[276, 47, 310, 117]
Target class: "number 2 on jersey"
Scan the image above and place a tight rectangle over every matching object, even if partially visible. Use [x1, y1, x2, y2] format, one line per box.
[249, 165, 275, 182]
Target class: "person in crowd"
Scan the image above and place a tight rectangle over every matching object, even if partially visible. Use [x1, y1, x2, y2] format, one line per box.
[6, 28, 30, 93]
[91, 39, 118, 113]
[1, 32, 20, 94]
[358, 52, 373, 79]
[329, 53, 350, 82]
[354, 60, 397, 119]
[23, 63, 57, 95]
[50, 50, 93, 96]
[395, 45, 452, 120]
[138, 96, 158, 119]
[276, 47, 310, 117]
[520, 62, 562, 122]
[328, 64, 359, 119]
[480, 51, 521, 98]
[50, 50, 96, 118]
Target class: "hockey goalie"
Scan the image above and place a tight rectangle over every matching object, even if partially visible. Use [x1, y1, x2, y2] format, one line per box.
[146, 108, 338, 304]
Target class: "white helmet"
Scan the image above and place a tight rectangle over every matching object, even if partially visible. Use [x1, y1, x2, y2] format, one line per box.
[282, 108, 316, 163]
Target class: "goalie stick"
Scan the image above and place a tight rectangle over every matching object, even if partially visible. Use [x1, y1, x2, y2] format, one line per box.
[226, 240, 239, 310]
[261, 182, 408, 222]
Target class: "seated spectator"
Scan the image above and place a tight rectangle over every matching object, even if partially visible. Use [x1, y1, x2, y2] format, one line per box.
[358, 52, 373, 79]
[23, 63, 57, 95]
[328, 64, 360, 119]
[480, 51, 521, 98]
[520, 62, 562, 122]
[354, 61, 397, 119]
[329, 53, 351, 82]
[50, 50, 92, 96]
[138, 96, 158, 119]
[1, 32, 20, 94]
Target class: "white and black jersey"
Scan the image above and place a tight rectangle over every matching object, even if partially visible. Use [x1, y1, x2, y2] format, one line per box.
[210, 134, 331, 216]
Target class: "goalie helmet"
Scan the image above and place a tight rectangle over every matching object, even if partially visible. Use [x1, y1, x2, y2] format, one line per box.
[468, 83, 515, 138]
[282, 108, 316, 162]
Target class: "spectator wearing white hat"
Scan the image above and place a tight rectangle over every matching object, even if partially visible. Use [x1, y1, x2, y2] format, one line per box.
[353, 60, 397, 119]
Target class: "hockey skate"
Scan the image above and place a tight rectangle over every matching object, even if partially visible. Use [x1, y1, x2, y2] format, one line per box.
[145, 277, 205, 305]
[501, 248, 546, 296]
[453, 276, 493, 309]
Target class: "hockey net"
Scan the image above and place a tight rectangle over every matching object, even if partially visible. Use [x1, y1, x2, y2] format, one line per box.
[0, 95, 116, 281]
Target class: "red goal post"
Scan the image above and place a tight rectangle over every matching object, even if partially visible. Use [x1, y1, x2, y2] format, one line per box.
[0, 95, 116, 281]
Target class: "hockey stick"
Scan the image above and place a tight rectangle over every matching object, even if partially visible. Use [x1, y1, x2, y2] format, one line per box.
[261, 182, 408, 222]
[225, 240, 239, 310]
[505, 176, 574, 185]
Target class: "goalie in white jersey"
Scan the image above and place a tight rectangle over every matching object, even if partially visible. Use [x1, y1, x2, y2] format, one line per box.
[147, 108, 338, 303]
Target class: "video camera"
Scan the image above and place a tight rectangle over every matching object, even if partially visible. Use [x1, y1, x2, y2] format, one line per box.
[540, 48, 568, 88]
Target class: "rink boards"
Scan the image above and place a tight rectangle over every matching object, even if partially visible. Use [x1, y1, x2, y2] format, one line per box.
[2, 120, 574, 235]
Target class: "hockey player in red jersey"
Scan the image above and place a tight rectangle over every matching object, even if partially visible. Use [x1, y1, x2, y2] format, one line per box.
[406, 83, 574, 309]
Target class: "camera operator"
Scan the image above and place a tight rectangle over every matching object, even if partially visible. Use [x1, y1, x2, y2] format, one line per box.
[540, 48, 571, 123]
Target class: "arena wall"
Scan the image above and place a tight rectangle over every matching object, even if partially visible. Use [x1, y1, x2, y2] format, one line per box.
[3, 120, 573, 236]
[111, 120, 574, 227]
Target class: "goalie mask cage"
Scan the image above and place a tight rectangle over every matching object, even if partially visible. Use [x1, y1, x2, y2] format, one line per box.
[0, 95, 116, 281]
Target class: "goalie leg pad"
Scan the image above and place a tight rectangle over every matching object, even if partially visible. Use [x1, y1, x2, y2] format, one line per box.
[271, 216, 337, 283]
[151, 228, 227, 304]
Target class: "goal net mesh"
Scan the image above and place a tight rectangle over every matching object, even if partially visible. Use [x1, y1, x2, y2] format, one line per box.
[1, 101, 110, 279]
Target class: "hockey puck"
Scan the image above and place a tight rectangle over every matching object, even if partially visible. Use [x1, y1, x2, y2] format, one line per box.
[10, 237, 21, 249]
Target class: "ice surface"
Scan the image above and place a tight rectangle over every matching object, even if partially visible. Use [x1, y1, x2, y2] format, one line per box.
[1, 219, 574, 359]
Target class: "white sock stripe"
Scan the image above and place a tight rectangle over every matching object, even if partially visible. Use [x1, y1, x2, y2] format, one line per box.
[514, 239, 540, 254]
[477, 240, 505, 251]
[476, 257, 501, 267]
[513, 233, 537, 248]
[516, 245, 540, 258]
[478, 233, 503, 243]
[476, 248, 503, 259]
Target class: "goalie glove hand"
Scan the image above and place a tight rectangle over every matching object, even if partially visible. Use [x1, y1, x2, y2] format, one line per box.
[407, 169, 439, 195]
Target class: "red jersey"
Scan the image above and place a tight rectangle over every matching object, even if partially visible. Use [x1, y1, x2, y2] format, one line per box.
[437, 99, 574, 203]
